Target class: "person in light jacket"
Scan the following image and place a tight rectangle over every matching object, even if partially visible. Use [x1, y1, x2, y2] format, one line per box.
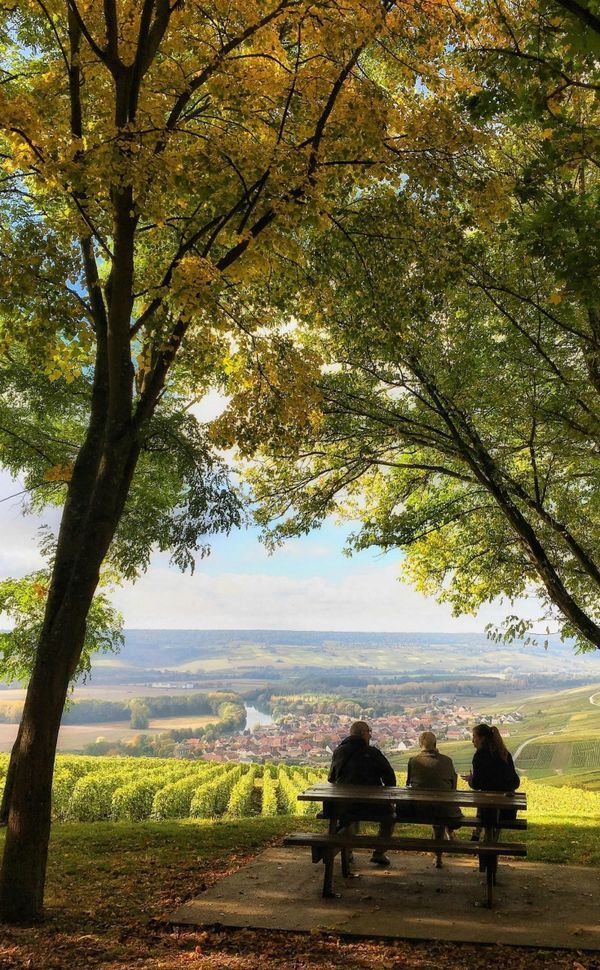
[406, 731, 463, 867]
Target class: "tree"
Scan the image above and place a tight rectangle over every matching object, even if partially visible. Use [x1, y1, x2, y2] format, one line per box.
[0, 570, 123, 687]
[234, 1, 600, 651]
[0, 0, 451, 921]
[128, 699, 149, 730]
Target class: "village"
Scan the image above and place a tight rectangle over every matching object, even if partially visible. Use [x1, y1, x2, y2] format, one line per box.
[174, 699, 524, 764]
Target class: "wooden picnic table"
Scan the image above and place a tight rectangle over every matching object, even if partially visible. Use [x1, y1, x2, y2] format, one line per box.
[286, 783, 527, 906]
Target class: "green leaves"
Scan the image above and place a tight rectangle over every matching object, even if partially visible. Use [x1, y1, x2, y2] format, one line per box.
[246, 119, 600, 649]
[110, 407, 243, 578]
[0, 571, 123, 685]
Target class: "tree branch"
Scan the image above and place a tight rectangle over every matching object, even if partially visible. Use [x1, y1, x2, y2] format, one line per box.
[552, 0, 600, 35]
[67, 1, 110, 64]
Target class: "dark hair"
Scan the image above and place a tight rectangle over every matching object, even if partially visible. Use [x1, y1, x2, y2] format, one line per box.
[473, 723, 509, 762]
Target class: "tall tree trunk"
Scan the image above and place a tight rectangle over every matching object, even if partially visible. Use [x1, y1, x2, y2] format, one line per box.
[0, 604, 88, 921]
[0, 429, 140, 922]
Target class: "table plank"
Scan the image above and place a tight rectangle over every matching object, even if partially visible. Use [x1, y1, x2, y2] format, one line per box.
[297, 783, 526, 811]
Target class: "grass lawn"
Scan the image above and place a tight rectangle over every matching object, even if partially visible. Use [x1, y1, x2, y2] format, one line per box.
[0, 815, 598, 970]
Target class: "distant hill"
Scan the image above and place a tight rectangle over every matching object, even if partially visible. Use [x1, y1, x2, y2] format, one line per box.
[84, 629, 600, 685]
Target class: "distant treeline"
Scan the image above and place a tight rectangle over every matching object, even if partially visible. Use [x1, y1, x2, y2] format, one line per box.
[243, 671, 503, 695]
[250, 690, 403, 718]
[66, 691, 242, 724]
[83, 699, 246, 757]
[363, 681, 502, 697]
[269, 695, 364, 718]
[0, 692, 243, 725]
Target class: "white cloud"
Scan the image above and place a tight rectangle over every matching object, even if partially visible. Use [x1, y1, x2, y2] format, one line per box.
[111, 561, 540, 632]
[0, 469, 543, 635]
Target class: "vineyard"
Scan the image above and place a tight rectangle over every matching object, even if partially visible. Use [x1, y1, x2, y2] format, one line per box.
[535, 770, 600, 791]
[0, 755, 327, 823]
[1, 752, 599, 825]
[570, 740, 600, 769]
[509, 739, 600, 780]
[514, 744, 555, 769]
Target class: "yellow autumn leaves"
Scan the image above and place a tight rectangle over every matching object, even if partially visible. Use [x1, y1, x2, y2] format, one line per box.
[43, 463, 73, 483]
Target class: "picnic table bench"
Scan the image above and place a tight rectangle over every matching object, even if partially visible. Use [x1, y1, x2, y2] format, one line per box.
[284, 783, 527, 907]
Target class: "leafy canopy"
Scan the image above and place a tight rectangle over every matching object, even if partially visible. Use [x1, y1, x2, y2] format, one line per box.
[231, 0, 600, 650]
[0, 0, 469, 681]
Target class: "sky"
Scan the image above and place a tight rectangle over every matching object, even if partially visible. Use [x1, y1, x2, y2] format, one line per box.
[0, 464, 542, 633]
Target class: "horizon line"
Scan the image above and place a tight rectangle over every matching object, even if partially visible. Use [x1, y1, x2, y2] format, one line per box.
[119, 627, 561, 638]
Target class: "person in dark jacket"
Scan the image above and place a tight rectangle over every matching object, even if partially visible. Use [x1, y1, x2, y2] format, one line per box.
[462, 723, 520, 836]
[328, 721, 396, 865]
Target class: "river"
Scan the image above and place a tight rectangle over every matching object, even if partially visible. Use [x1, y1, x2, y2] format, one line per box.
[242, 705, 274, 731]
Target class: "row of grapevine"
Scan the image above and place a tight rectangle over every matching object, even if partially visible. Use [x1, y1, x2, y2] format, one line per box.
[277, 766, 303, 814]
[571, 741, 600, 769]
[274, 766, 323, 816]
[68, 770, 132, 822]
[225, 766, 259, 817]
[152, 764, 225, 819]
[112, 777, 166, 821]
[190, 764, 245, 817]
[261, 770, 278, 815]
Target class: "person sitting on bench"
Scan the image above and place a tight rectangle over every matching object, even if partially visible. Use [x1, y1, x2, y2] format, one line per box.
[328, 720, 396, 866]
[462, 723, 520, 838]
[406, 731, 463, 867]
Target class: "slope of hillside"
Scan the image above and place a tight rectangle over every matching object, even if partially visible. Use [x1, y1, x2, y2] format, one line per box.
[390, 684, 600, 789]
[79, 629, 600, 685]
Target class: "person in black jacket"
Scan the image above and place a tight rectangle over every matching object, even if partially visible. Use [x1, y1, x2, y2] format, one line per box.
[328, 721, 396, 866]
[462, 723, 520, 837]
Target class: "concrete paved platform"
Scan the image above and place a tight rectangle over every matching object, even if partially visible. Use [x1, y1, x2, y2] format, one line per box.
[170, 846, 600, 950]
